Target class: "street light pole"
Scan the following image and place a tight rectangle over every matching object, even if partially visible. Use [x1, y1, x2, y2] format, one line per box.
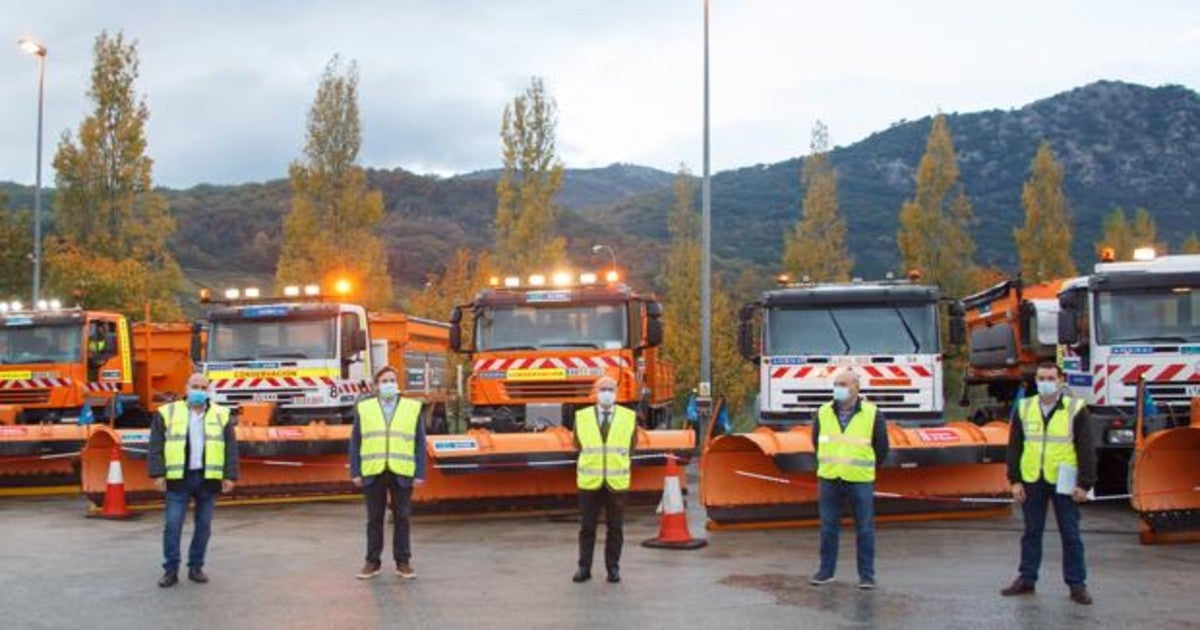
[590, 244, 617, 274]
[19, 38, 47, 305]
[699, 0, 713, 426]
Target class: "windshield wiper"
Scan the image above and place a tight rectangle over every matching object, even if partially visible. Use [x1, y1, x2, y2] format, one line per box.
[893, 307, 921, 352]
[1110, 335, 1191, 344]
[217, 356, 255, 362]
[824, 310, 851, 354]
[258, 352, 310, 359]
[540, 342, 600, 349]
[485, 345, 536, 352]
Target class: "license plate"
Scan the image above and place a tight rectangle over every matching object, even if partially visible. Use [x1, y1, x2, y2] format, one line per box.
[1186, 385, 1200, 397]
[253, 393, 279, 402]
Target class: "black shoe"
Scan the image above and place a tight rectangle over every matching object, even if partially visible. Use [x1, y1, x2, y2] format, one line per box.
[1000, 579, 1035, 596]
[572, 568, 592, 583]
[1069, 586, 1093, 605]
[607, 569, 621, 583]
[856, 578, 877, 590]
[809, 571, 835, 586]
[157, 571, 178, 588]
[187, 567, 208, 584]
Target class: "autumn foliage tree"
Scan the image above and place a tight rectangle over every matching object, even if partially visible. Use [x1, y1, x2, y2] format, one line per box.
[0, 199, 32, 298]
[781, 121, 852, 282]
[1181, 232, 1200, 255]
[897, 114, 977, 298]
[1014, 141, 1077, 282]
[48, 31, 182, 319]
[493, 77, 566, 271]
[276, 56, 392, 308]
[660, 166, 754, 418]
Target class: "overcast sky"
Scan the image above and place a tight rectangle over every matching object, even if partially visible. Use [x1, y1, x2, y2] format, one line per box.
[2, 1, 1197, 188]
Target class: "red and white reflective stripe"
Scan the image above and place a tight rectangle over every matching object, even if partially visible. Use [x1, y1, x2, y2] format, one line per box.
[212, 376, 336, 389]
[0, 377, 72, 389]
[85, 382, 123, 392]
[770, 364, 933, 380]
[1107, 362, 1198, 385]
[472, 356, 630, 371]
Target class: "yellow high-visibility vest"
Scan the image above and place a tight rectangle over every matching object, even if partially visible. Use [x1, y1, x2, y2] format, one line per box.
[162, 400, 229, 481]
[816, 400, 878, 483]
[1019, 395, 1083, 484]
[358, 396, 422, 477]
[575, 405, 636, 491]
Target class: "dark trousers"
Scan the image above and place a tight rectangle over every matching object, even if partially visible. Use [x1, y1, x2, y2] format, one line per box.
[578, 486, 626, 573]
[162, 470, 218, 573]
[1018, 479, 1087, 587]
[817, 478, 876, 581]
[364, 471, 413, 564]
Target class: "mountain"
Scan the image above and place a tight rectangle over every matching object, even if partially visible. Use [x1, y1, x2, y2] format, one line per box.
[691, 80, 1200, 277]
[3, 80, 1197, 302]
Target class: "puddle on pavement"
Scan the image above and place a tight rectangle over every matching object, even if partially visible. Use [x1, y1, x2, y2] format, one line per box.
[721, 573, 919, 623]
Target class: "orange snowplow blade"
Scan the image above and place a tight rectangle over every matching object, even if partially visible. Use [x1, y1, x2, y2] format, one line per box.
[82, 425, 694, 512]
[701, 421, 1011, 528]
[0, 423, 100, 496]
[1131, 425, 1200, 544]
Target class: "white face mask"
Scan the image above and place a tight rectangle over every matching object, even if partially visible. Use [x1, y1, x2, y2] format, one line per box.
[598, 390, 616, 407]
[1036, 380, 1059, 397]
[378, 382, 399, 399]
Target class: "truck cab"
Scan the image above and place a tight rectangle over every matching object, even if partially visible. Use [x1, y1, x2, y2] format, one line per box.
[740, 281, 944, 428]
[198, 289, 372, 425]
[0, 303, 133, 424]
[1058, 253, 1200, 448]
[450, 272, 671, 431]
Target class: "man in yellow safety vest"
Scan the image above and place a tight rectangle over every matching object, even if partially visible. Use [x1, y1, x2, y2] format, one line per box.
[350, 366, 426, 580]
[572, 375, 637, 584]
[1000, 362, 1096, 605]
[809, 368, 889, 590]
[148, 371, 239, 588]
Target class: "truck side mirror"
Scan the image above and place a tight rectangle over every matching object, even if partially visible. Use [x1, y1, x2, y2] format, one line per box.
[738, 304, 759, 361]
[947, 302, 966, 346]
[645, 317, 664, 348]
[1018, 301, 1035, 347]
[449, 307, 463, 352]
[190, 320, 206, 363]
[1057, 306, 1079, 345]
[354, 330, 368, 354]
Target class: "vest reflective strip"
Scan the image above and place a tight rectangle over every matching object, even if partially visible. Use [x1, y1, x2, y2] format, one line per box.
[818, 456, 877, 467]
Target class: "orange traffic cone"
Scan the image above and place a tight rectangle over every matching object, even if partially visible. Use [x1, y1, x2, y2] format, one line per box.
[88, 445, 139, 520]
[642, 454, 707, 550]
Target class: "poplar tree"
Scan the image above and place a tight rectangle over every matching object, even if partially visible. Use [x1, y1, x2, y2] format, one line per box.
[781, 121, 852, 281]
[493, 77, 566, 270]
[661, 166, 701, 406]
[896, 114, 977, 297]
[276, 56, 393, 307]
[49, 30, 182, 318]
[1014, 141, 1077, 282]
[0, 204, 31, 298]
[1181, 232, 1200, 255]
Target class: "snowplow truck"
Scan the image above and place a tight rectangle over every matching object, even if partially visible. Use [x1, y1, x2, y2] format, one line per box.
[956, 278, 1065, 422]
[1055, 252, 1200, 529]
[702, 280, 1010, 528]
[0, 303, 194, 495]
[441, 271, 694, 509]
[80, 286, 456, 509]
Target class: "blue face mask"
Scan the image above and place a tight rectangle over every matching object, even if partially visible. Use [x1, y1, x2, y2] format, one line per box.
[1036, 380, 1059, 397]
[378, 382, 399, 399]
[832, 385, 851, 403]
[186, 389, 209, 406]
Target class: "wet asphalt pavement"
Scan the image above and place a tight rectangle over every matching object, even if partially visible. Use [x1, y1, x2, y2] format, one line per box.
[1, 489, 1197, 629]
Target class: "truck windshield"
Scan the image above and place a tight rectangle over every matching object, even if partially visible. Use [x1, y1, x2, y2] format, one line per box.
[476, 304, 628, 351]
[766, 304, 938, 355]
[0, 323, 83, 364]
[1096, 287, 1200, 345]
[208, 317, 337, 361]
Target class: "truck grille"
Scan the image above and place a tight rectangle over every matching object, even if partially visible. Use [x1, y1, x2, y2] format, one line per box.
[1137, 382, 1200, 409]
[0, 389, 52, 405]
[502, 381, 594, 400]
[216, 388, 315, 406]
